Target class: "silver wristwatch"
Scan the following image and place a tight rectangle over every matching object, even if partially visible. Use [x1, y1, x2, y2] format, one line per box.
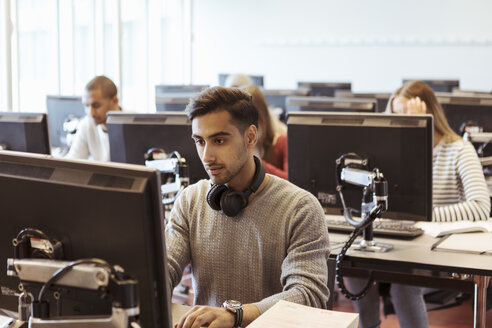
[222, 299, 243, 328]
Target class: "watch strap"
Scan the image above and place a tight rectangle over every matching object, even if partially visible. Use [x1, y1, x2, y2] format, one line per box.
[234, 306, 243, 328]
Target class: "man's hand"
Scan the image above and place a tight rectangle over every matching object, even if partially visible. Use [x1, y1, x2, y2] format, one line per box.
[175, 304, 260, 328]
[175, 305, 234, 328]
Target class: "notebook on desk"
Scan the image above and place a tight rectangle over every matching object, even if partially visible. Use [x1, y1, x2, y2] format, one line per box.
[416, 219, 492, 238]
[248, 300, 358, 328]
[431, 232, 492, 255]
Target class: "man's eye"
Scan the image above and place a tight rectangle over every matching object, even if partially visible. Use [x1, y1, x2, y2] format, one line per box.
[215, 138, 225, 144]
[194, 139, 204, 145]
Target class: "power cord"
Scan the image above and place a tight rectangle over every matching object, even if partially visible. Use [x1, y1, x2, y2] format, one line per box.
[37, 258, 114, 302]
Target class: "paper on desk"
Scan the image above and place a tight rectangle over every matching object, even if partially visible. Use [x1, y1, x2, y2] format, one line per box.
[432, 232, 492, 255]
[247, 300, 359, 328]
[416, 220, 492, 238]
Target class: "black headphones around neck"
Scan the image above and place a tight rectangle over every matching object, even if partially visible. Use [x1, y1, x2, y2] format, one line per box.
[206, 155, 266, 217]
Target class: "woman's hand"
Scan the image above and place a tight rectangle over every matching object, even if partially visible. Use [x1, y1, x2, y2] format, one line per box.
[405, 96, 427, 114]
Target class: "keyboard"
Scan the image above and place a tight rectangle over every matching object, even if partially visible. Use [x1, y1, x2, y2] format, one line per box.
[325, 216, 424, 239]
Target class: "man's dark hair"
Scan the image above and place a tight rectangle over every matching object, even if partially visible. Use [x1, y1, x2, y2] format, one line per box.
[186, 87, 258, 132]
[85, 75, 118, 99]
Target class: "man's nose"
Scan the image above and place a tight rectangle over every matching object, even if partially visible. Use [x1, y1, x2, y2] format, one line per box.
[202, 143, 215, 163]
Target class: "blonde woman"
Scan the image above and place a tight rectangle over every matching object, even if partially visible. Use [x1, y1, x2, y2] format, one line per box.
[389, 80, 490, 222]
[348, 81, 490, 328]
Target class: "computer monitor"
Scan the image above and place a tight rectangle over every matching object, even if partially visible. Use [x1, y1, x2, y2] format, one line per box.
[218, 73, 264, 87]
[155, 92, 198, 111]
[288, 112, 433, 221]
[0, 112, 50, 155]
[335, 90, 391, 113]
[297, 81, 351, 97]
[262, 89, 310, 122]
[107, 112, 207, 183]
[402, 79, 459, 93]
[262, 89, 310, 110]
[46, 95, 86, 148]
[155, 84, 209, 96]
[436, 93, 492, 134]
[452, 89, 492, 97]
[286, 96, 377, 113]
[0, 151, 172, 327]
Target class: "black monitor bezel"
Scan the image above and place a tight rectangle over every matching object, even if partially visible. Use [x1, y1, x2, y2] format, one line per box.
[287, 111, 434, 222]
[106, 111, 208, 184]
[0, 150, 172, 327]
[0, 112, 51, 155]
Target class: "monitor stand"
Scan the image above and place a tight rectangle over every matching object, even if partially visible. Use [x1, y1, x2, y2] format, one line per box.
[352, 223, 393, 252]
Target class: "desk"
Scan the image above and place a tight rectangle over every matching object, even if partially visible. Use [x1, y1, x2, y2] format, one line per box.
[328, 232, 492, 328]
[172, 303, 191, 325]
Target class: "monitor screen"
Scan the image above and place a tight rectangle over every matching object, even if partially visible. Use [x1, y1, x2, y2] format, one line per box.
[286, 96, 377, 113]
[288, 112, 433, 221]
[0, 151, 172, 327]
[218, 73, 264, 87]
[262, 89, 310, 110]
[107, 112, 208, 184]
[297, 81, 351, 97]
[402, 79, 459, 93]
[335, 91, 391, 113]
[155, 93, 198, 112]
[436, 93, 492, 134]
[46, 95, 86, 148]
[0, 112, 50, 155]
[155, 84, 209, 95]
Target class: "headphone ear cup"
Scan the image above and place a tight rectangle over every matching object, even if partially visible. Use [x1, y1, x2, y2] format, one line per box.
[220, 190, 246, 217]
[207, 184, 228, 211]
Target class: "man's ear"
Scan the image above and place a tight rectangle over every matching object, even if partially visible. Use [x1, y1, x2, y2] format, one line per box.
[245, 124, 258, 149]
[112, 96, 119, 110]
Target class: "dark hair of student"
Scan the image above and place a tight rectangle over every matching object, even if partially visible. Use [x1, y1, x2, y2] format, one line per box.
[186, 86, 258, 133]
[85, 75, 118, 99]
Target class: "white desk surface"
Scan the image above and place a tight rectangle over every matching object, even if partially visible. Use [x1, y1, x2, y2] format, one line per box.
[329, 232, 492, 275]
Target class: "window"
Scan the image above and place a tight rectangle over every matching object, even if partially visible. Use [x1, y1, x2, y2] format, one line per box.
[1, 0, 190, 113]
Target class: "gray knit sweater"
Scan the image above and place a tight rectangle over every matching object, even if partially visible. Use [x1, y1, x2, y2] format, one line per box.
[165, 174, 330, 314]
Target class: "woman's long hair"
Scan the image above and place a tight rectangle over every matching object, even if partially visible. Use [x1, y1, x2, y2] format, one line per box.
[245, 85, 276, 163]
[388, 80, 460, 143]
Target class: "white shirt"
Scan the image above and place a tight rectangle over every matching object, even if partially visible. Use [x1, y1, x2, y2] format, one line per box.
[65, 116, 110, 162]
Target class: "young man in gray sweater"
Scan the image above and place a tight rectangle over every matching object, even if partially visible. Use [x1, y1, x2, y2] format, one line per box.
[166, 86, 330, 328]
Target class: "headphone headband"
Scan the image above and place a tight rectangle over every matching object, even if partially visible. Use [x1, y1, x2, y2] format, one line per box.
[248, 155, 266, 193]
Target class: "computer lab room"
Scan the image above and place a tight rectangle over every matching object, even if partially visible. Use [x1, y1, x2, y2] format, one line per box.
[0, 1, 492, 327]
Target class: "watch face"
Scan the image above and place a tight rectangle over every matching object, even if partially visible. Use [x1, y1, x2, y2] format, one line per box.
[224, 299, 242, 310]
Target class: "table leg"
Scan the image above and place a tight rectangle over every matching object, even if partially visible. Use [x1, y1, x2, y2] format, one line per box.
[473, 275, 490, 328]
[327, 258, 336, 310]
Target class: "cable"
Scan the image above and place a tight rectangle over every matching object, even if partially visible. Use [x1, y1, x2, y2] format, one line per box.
[37, 258, 114, 302]
[13, 228, 62, 260]
[15, 228, 51, 242]
[335, 227, 375, 301]
[334, 203, 385, 301]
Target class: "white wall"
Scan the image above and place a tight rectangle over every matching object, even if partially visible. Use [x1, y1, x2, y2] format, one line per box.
[191, 0, 492, 92]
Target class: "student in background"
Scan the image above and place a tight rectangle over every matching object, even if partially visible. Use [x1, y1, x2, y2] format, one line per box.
[167, 87, 330, 328]
[225, 73, 287, 135]
[246, 85, 288, 179]
[66, 75, 121, 162]
[390, 80, 490, 222]
[224, 73, 253, 89]
[347, 80, 491, 328]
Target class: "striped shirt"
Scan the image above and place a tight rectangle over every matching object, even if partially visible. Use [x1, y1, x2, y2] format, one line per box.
[432, 139, 491, 221]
